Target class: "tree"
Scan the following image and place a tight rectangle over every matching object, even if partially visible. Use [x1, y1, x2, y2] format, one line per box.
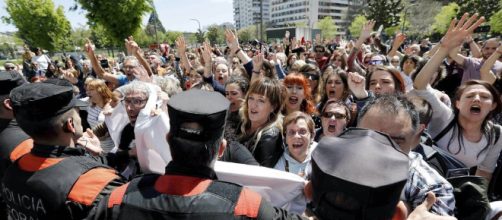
[206, 25, 225, 45]
[145, 9, 166, 37]
[489, 0, 502, 34]
[432, 3, 459, 34]
[315, 16, 338, 40]
[90, 23, 114, 49]
[349, 15, 368, 37]
[490, 9, 502, 34]
[76, 0, 151, 45]
[365, 0, 403, 29]
[70, 26, 92, 51]
[163, 31, 183, 45]
[404, 0, 442, 37]
[3, 0, 72, 51]
[455, 0, 500, 21]
[237, 25, 257, 43]
[294, 22, 308, 28]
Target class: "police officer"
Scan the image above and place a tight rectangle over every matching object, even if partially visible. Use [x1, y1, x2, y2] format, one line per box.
[0, 71, 30, 220]
[309, 128, 410, 220]
[2, 78, 124, 220]
[95, 89, 304, 219]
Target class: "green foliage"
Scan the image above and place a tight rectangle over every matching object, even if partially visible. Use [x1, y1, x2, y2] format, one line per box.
[432, 3, 459, 34]
[206, 25, 225, 45]
[77, 0, 152, 45]
[238, 25, 257, 43]
[90, 24, 114, 48]
[349, 15, 367, 37]
[70, 26, 92, 50]
[3, 0, 72, 51]
[293, 22, 308, 28]
[490, 8, 502, 34]
[455, 0, 500, 20]
[315, 16, 338, 40]
[365, 0, 403, 29]
[163, 31, 183, 45]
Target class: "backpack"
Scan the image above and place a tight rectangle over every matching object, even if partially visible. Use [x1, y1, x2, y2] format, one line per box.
[418, 120, 502, 219]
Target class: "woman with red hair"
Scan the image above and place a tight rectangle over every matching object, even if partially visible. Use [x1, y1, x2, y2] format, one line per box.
[282, 73, 317, 116]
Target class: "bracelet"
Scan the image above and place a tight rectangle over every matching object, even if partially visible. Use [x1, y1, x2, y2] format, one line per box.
[234, 48, 241, 55]
[252, 70, 260, 74]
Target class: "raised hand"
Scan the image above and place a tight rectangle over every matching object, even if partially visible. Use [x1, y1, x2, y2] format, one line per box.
[175, 35, 187, 55]
[347, 72, 368, 99]
[291, 37, 297, 49]
[393, 33, 406, 48]
[77, 129, 103, 156]
[408, 192, 457, 220]
[440, 13, 484, 50]
[359, 20, 376, 43]
[201, 40, 213, 65]
[125, 36, 140, 55]
[84, 39, 95, 55]
[252, 52, 264, 73]
[225, 29, 240, 53]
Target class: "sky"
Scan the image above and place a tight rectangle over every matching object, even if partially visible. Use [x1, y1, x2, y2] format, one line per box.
[0, 0, 234, 32]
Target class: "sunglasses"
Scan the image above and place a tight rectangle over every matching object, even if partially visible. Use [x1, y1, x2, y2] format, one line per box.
[322, 112, 347, 119]
[303, 72, 320, 81]
[369, 60, 384, 65]
[5, 67, 15, 70]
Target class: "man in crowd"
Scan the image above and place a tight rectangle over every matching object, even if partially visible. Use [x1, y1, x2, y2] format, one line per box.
[357, 95, 455, 216]
[1, 79, 124, 219]
[449, 37, 502, 83]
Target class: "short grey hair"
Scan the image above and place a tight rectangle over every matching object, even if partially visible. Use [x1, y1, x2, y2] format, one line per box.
[120, 80, 151, 98]
[123, 56, 140, 67]
[153, 76, 181, 97]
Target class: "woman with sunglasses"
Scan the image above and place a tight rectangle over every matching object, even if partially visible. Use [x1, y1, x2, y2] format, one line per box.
[238, 77, 285, 168]
[298, 64, 321, 101]
[315, 99, 351, 142]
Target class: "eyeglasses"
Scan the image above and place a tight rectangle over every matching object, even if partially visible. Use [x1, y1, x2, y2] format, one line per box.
[286, 128, 309, 137]
[322, 112, 347, 119]
[122, 98, 147, 107]
[369, 60, 384, 65]
[391, 60, 400, 63]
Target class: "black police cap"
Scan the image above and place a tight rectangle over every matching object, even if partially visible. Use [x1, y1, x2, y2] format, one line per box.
[9, 78, 87, 119]
[0, 71, 26, 95]
[311, 128, 409, 220]
[167, 89, 230, 142]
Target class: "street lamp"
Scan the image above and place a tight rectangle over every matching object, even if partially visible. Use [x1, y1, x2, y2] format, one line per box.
[190, 18, 203, 44]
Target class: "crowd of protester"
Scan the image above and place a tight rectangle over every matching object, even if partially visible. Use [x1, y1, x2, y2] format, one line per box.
[0, 12, 501, 220]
